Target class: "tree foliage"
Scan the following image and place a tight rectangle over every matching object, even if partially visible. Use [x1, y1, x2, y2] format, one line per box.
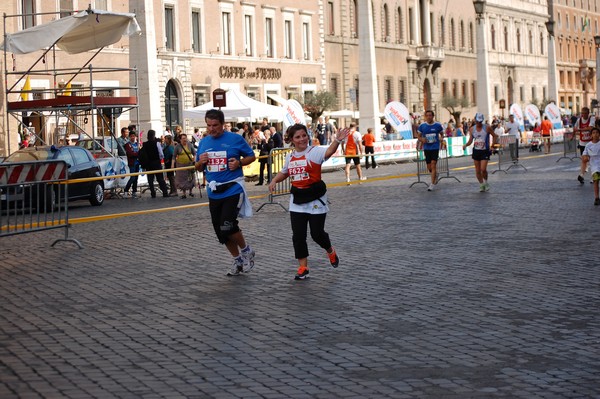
[295, 91, 338, 123]
[441, 95, 470, 122]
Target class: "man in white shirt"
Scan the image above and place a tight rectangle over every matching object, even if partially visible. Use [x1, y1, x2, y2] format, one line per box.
[504, 114, 522, 162]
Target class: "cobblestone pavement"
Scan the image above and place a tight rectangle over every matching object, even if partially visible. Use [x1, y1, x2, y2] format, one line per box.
[1, 150, 599, 398]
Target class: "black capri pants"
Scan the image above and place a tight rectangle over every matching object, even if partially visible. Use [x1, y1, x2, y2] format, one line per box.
[290, 211, 332, 259]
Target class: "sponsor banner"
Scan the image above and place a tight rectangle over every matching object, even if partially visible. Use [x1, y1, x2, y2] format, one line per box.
[545, 103, 564, 129]
[525, 104, 541, 127]
[384, 101, 413, 140]
[283, 99, 306, 129]
[510, 103, 525, 131]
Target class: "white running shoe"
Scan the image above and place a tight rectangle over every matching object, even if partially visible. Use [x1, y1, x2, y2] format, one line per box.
[484, 183, 490, 192]
[479, 184, 486, 192]
[427, 184, 435, 191]
[227, 258, 244, 276]
[241, 248, 255, 273]
[360, 176, 367, 181]
[346, 177, 351, 184]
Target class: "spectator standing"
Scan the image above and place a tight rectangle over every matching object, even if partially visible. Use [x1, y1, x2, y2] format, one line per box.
[540, 116, 554, 154]
[267, 124, 348, 280]
[173, 134, 196, 198]
[362, 128, 377, 169]
[325, 116, 337, 144]
[141, 130, 170, 198]
[124, 131, 140, 198]
[581, 127, 600, 205]
[574, 107, 596, 184]
[162, 135, 176, 196]
[417, 110, 445, 191]
[504, 114, 522, 163]
[342, 123, 366, 184]
[271, 126, 284, 148]
[194, 109, 257, 276]
[256, 130, 273, 186]
[316, 117, 327, 145]
[463, 113, 498, 192]
[116, 127, 129, 156]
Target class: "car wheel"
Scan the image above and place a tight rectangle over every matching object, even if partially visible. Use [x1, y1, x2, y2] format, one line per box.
[89, 182, 104, 206]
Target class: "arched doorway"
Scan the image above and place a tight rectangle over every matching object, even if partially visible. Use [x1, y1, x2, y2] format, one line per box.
[507, 77, 514, 106]
[165, 80, 181, 130]
[423, 78, 432, 111]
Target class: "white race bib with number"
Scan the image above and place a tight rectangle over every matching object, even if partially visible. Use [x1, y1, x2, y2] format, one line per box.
[289, 159, 309, 182]
[474, 138, 486, 150]
[207, 151, 227, 172]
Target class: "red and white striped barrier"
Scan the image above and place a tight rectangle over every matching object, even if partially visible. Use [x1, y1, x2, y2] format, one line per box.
[0, 161, 67, 185]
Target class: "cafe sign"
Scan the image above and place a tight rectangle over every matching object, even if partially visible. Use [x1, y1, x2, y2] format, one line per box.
[219, 66, 282, 80]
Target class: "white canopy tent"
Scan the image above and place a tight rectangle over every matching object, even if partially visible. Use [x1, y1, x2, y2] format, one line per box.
[183, 89, 285, 122]
[1, 9, 141, 55]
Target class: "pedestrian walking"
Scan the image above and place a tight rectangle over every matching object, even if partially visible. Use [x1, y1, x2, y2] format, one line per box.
[581, 127, 600, 205]
[268, 124, 349, 280]
[140, 130, 170, 198]
[416, 110, 445, 191]
[195, 109, 257, 276]
[463, 113, 498, 192]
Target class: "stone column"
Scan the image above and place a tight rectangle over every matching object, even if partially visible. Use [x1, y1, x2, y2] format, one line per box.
[475, 12, 492, 120]
[421, 0, 431, 46]
[129, 0, 163, 136]
[358, 0, 381, 139]
[547, 33, 559, 104]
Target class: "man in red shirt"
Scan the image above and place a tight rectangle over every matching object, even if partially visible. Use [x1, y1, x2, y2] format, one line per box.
[540, 116, 553, 154]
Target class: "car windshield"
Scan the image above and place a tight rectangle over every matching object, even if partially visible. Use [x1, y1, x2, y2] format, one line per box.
[5, 150, 52, 162]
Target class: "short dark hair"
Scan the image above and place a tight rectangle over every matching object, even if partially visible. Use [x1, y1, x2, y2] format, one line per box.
[205, 109, 225, 124]
[121, 127, 129, 134]
[284, 124, 308, 144]
[147, 129, 156, 141]
[425, 110, 435, 117]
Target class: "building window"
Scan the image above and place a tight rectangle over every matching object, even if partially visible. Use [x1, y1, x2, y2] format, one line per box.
[327, 1, 335, 35]
[543, 86, 547, 100]
[192, 11, 202, 53]
[384, 77, 393, 102]
[531, 86, 537, 101]
[439, 16, 445, 46]
[441, 80, 448, 96]
[284, 19, 293, 58]
[244, 15, 254, 56]
[60, 0, 73, 18]
[397, 7, 404, 43]
[21, 0, 35, 29]
[494, 85, 499, 101]
[302, 22, 311, 60]
[491, 24, 496, 50]
[469, 22, 474, 51]
[520, 86, 525, 102]
[194, 91, 209, 107]
[450, 18, 456, 49]
[165, 6, 175, 50]
[330, 75, 340, 108]
[462, 80, 468, 101]
[265, 17, 274, 57]
[472, 81, 477, 104]
[409, 7, 415, 43]
[353, 76, 360, 106]
[352, 0, 358, 37]
[516, 29, 521, 52]
[504, 26, 509, 51]
[383, 4, 390, 41]
[399, 79, 406, 103]
[222, 12, 232, 55]
[528, 30, 533, 54]
[540, 32, 544, 55]
[94, 0, 107, 10]
[460, 20, 465, 49]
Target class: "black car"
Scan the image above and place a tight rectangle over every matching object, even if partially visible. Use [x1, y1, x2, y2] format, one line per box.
[1, 145, 104, 209]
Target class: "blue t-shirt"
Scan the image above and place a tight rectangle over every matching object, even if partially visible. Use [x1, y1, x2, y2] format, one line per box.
[197, 132, 255, 199]
[418, 122, 444, 150]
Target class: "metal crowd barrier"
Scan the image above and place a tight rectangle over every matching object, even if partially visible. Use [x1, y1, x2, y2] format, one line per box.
[256, 147, 292, 212]
[409, 148, 460, 188]
[557, 130, 579, 162]
[0, 160, 82, 248]
[493, 135, 527, 174]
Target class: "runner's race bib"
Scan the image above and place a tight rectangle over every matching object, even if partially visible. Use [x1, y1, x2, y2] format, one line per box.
[207, 151, 228, 172]
[426, 133, 437, 143]
[289, 159, 309, 182]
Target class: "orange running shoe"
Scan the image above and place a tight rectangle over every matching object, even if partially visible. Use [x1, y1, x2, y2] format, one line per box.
[295, 266, 309, 280]
[327, 248, 339, 268]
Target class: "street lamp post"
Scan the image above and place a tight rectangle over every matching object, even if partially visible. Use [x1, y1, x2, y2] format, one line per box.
[594, 35, 600, 114]
[546, 19, 559, 104]
[473, 1, 492, 120]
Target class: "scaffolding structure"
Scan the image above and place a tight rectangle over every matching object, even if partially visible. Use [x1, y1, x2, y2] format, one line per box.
[2, 8, 139, 155]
